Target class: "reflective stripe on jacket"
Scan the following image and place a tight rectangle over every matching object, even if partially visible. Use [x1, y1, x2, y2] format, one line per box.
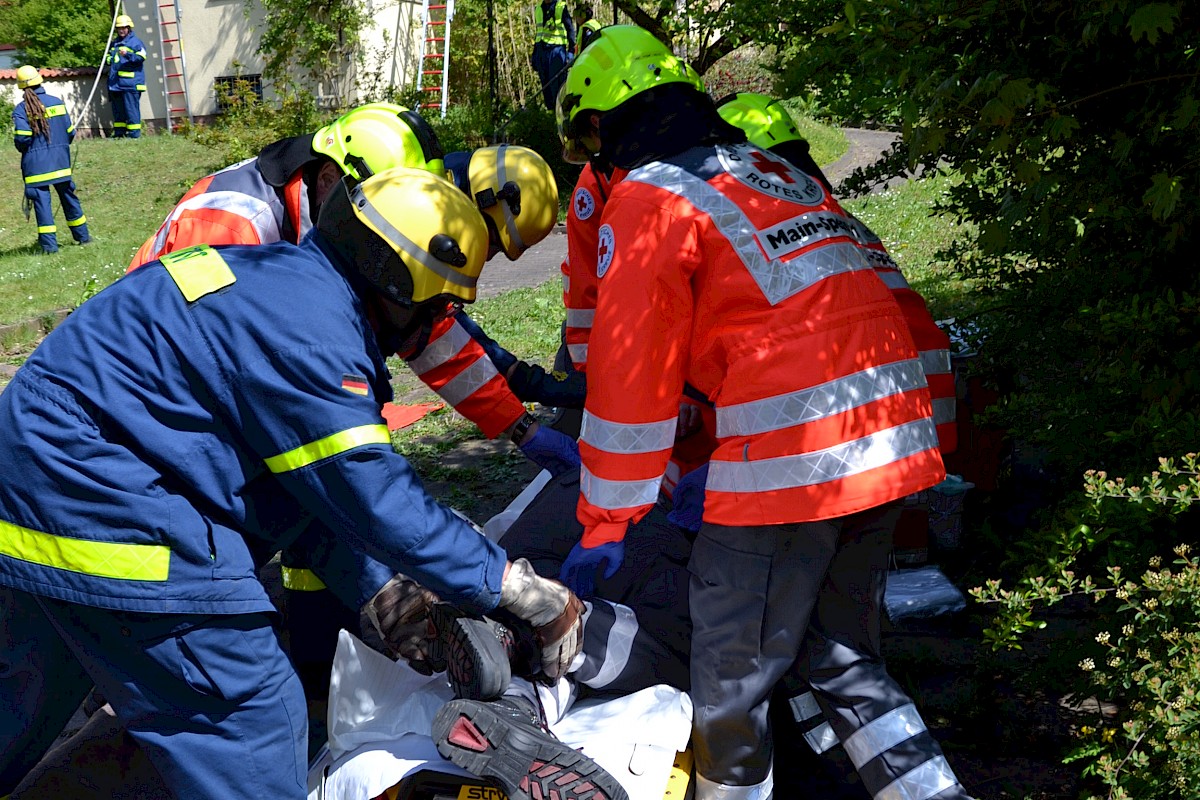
[534, 0, 570, 46]
[561, 163, 616, 371]
[0, 239, 505, 614]
[106, 32, 147, 92]
[12, 88, 75, 187]
[576, 143, 945, 545]
[853, 218, 957, 455]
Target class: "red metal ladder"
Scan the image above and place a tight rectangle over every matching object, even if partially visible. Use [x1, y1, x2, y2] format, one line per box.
[418, 0, 454, 117]
[155, 0, 192, 133]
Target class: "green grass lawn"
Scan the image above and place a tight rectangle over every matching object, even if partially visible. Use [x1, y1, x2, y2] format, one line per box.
[0, 135, 221, 326]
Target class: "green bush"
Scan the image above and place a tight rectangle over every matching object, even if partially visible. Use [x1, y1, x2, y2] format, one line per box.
[181, 80, 328, 167]
[973, 453, 1200, 798]
[0, 95, 14, 137]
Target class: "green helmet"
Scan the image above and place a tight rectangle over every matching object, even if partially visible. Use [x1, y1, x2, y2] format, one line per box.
[312, 103, 446, 182]
[557, 25, 703, 155]
[715, 93, 804, 150]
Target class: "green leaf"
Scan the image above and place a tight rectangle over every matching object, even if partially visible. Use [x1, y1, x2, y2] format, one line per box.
[1143, 173, 1183, 221]
[1127, 3, 1181, 44]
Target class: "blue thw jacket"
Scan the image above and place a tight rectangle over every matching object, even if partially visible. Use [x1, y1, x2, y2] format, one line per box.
[12, 86, 75, 187]
[106, 31, 147, 92]
[0, 235, 506, 615]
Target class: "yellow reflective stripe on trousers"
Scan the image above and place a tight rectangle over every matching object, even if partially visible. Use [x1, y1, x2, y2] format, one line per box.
[281, 566, 327, 591]
[68, 215, 87, 226]
[264, 425, 391, 473]
[24, 168, 71, 184]
[0, 518, 170, 581]
[37, 225, 56, 234]
[160, 244, 236, 302]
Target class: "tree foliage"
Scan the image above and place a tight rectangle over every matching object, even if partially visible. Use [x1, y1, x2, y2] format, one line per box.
[0, 0, 110, 68]
[256, 0, 373, 101]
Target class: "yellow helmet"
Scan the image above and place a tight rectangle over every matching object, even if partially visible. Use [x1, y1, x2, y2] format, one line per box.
[16, 65, 43, 89]
[716, 93, 805, 150]
[317, 167, 490, 306]
[461, 145, 558, 261]
[115, 14, 134, 28]
[312, 103, 446, 182]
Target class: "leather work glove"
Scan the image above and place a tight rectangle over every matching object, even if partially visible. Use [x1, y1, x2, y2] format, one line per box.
[363, 573, 442, 672]
[498, 558, 584, 679]
[517, 424, 580, 477]
[666, 462, 709, 534]
[560, 540, 625, 599]
[455, 310, 518, 374]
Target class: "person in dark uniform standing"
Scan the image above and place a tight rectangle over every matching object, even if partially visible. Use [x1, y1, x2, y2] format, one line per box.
[531, 0, 575, 110]
[106, 14, 147, 138]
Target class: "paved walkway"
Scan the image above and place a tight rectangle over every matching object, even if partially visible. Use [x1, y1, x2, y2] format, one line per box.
[473, 128, 902, 299]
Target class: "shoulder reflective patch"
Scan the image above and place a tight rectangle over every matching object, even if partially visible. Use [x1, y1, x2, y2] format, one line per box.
[264, 424, 391, 473]
[160, 245, 236, 302]
[720, 144, 825, 205]
[596, 224, 615, 278]
[341, 374, 370, 396]
[572, 186, 596, 221]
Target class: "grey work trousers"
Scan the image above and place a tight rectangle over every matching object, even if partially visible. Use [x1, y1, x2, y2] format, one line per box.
[689, 503, 970, 800]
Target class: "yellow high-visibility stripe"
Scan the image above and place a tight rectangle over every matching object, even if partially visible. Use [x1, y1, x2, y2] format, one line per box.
[24, 168, 71, 184]
[37, 225, 56, 234]
[44, 105, 66, 118]
[0, 518, 170, 581]
[135, 85, 146, 92]
[68, 216, 87, 227]
[128, 123, 143, 129]
[118, 70, 136, 77]
[281, 567, 327, 591]
[14, 129, 32, 136]
[265, 425, 390, 473]
[160, 245, 236, 302]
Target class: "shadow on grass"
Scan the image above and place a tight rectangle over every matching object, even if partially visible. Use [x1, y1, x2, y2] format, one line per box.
[0, 241, 51, 258]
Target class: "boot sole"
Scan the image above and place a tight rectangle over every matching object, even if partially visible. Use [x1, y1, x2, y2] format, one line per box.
[432, 698, 629, 800]
[431, 604, 512, 701]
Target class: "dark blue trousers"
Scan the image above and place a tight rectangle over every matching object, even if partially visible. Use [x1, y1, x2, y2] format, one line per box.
[109, 90, 143, 137]
[25, 180, 90, 253]
[0, 587, 307, 799]
[531, 42, 570, 111]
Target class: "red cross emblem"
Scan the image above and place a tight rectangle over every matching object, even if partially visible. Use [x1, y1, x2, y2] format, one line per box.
[597, 239, 609, 261]
[750, 151, 795, 184]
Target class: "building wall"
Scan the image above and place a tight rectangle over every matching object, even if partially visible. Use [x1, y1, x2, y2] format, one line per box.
[2, 72, 113, 136]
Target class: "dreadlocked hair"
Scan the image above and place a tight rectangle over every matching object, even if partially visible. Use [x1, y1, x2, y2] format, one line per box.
[23, 87, 51, 140]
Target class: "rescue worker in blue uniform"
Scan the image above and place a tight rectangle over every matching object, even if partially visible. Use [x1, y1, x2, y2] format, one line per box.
[11, 65, 92, 253]
[531, 0, 575, 110]
[106, 14, 147, 138]
[0, 167, 588, 800]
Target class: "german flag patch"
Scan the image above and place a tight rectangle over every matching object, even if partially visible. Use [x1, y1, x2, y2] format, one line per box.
[341, 374, 370, 396]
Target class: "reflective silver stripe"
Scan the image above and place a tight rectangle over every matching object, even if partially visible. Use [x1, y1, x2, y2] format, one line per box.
[562, 272, 571, 292]
[932, 397, 956, 425]
[625, 160, 872, 305]
[876, 269, 910, 290]
[565, 308, 594, 328]
[567, 343, 588, 364]
[876, 756, 959, 800]
[154, 189, 282, 254]
[848, 214, 880, 244]
[580, 411, 676, 455]
[435, 354, 500, 407]
[584, 600, 638, 687]
[804, 721, 840, 754]
[695, 769, 774, 800]
[494, 144, 527, 253]
[707, 418, 939, 493]
[580, 465, 662, 510]
[919, 348, 952, 376]
[407, 318, 471, 375]
[717, 360, 927, 438]
[352, 184, 477, 291]
[789, 691, 822, 723]
[843, 703, 926, 768]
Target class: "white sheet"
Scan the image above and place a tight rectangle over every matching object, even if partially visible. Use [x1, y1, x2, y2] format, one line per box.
[310, 630, 691, 800]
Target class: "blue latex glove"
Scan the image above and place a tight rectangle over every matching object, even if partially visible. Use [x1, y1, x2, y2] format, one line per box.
[666, 462, 709, 533]
[560, 540, 625, 598]
[517, 423, 580, 477]
[455, 310, 517, 373]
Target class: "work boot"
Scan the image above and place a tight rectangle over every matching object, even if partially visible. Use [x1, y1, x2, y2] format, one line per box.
[429, 603, 519, 701]
[432, 696, 629, 800]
